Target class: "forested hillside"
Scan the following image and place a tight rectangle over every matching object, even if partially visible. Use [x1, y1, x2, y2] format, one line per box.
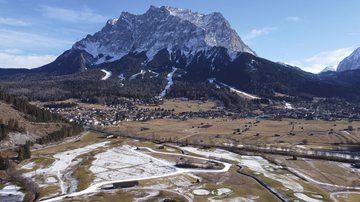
[0, 91, 84, 164]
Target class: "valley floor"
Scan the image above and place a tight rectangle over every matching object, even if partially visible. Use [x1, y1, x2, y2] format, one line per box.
[10, 130, 360, 202]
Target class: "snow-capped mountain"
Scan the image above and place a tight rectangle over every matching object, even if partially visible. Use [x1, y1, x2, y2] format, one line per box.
[72, 5, 255, 65]
[320, 66, 335, 73]
[2, 6, 360, 102]
[337, 48, 360, 72]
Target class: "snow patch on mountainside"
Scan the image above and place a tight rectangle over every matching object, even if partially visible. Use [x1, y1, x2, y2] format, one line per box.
[215, 79, 259, 99]
[285, 102, 293, 109]
[100, 69, 112, 80]
[337, 47, 360, 72]
[148, 70, 159, 78]
[208, 78, 220, 89]
[129, 70, 146, 80]
[159, 67, 177, 97]
[118, 73, 125, 81]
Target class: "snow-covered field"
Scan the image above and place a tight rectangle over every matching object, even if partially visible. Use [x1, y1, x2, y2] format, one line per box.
[90, 145, 176, 184]
[284, 102, 293, 109]
[294, 193, 323, 202]
[28, 140, 341, 202]
[193, 188, 232, 196]
[182, 147, 306, 196]
[193, 189, 210, 195]
[214, 188, 232, 196]
[41, 145, 231, 202]
[159, 67, 177, 97]
[0, 184, 25, 202]
[100, 69, 112, 80]
[22, 141, 109, 194]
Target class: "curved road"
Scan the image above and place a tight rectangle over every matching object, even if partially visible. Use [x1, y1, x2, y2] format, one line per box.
[40, 145, 360, 202]
[41, 146, 231, 202]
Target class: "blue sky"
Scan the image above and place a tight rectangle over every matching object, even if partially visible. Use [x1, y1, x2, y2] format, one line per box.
[0, 0, 359, 73]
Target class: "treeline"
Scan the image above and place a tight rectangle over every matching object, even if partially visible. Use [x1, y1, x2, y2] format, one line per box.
[0, 91, 84, 159]
[0, 91, 64, 122]
[0, 70, 164, 102]
[0, 92, 84, 143]
[1, 71, 251, 108]
[36, 123, 84, 145]
[168, 81, 248, 108]
[0, 119, 25, 141]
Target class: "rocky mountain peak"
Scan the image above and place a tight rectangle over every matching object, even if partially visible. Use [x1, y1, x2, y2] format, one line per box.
[337, 47, 360, 72]
[72, 5, 255, 65]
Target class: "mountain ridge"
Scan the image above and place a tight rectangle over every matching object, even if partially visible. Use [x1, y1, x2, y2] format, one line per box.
[337, 47, 360, 72]
[0, 6, 360, 103]
[71, 5, 255, 66]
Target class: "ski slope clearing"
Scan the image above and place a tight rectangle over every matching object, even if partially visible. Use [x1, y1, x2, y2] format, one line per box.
[129, 70, 146, 80]
[215, 79, 260, 99]
[159, 67, 177, 97]
[100, 69, 112, 80]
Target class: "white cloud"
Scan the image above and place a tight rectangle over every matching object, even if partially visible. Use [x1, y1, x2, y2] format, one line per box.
[243, 26, 277, 41]
[289, 47, 355, 73]
[285, 16, 302, 22]
[41, 6, 108, 24]
[0, 52, 56, 68]
[0, 29, 73, 49]
[3, 49, 23, 54]
[0, 17, 29, 26]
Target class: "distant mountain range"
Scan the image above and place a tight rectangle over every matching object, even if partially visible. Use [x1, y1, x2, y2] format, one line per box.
[1, 6, 360, 102]
[320, 66, 335, 73]
[337, 48, 360, 72]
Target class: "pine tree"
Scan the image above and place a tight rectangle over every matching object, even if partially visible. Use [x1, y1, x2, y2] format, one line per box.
[17, 141, 31, 161]
[0, 156, 10, 170]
